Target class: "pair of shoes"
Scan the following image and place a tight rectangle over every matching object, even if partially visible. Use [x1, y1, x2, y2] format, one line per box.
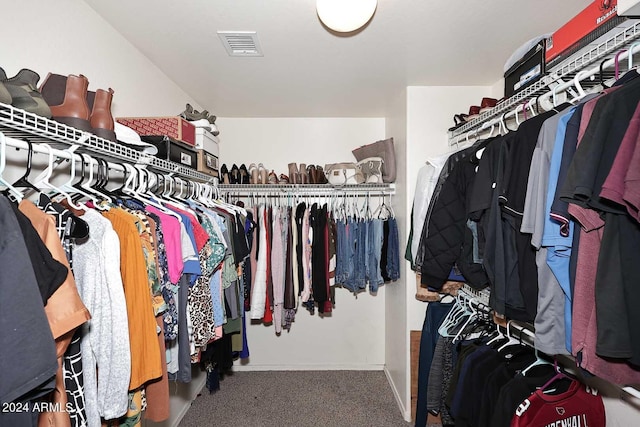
[249, 163, 258, 184]
[288, 163, 300, 184]
[38, 73, 116, 141]
[0, 68, 52, 118]
[179, 103, 209, 121]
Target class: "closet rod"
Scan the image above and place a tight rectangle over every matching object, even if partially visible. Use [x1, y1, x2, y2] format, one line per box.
[536, 41, 640, 106]
[1, 134, 218, 197]
[218, 183, 395, 196]
[451, 41, 640, 147]
[2, 134, 125, 173]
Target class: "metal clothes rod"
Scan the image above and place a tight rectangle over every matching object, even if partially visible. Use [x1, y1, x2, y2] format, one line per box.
[218, 183, 395, 196]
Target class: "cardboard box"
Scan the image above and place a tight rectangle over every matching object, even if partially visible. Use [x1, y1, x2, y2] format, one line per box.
[141, 135, 197, 169]
[504, 40, 546, 98]
[116, 116, 196, 147]
[195, 128, 220, 155]
[546, 0, 623, 66]
[197, 149, 219, 177]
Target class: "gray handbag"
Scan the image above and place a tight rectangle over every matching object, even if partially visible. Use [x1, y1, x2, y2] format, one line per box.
[351, 137, 396, 183]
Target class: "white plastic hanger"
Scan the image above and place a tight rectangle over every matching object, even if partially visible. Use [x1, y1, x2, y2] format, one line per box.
[570, 71, 588, 103]
[0, 133, 24, 202]
[32, 143, 83, 208]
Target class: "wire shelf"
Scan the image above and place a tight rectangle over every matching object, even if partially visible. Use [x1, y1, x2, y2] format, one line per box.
[218, 183, 395, 195]
[449, 20, 640, 141]
[0, 102, 216, 183]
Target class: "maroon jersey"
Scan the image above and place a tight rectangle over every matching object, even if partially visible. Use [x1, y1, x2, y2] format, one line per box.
[511, 380, 605, 427]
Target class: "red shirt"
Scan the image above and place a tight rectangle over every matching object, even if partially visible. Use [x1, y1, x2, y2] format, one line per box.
[511, 380, 605, 427]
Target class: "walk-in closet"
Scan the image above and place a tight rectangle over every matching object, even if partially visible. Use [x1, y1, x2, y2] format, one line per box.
[2, 1, 640, 426]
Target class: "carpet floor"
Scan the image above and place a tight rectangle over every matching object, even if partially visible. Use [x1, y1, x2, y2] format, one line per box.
[179, 370, 412, 427]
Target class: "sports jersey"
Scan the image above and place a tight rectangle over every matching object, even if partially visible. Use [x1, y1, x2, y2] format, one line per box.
[511, 380, 605, 427]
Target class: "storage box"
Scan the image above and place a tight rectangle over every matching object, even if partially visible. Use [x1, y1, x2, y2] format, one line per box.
[619, 0, 640, 16]
[141, 135, 197, 169]
[504, 40, 546, 98]
[116, 116, 196, 147]
[197, 149, 219, 177]
[195, 128, 220, 156]
[545, 0, 623, 66]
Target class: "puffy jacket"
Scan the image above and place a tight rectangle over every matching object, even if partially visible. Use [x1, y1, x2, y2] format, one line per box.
[419, 142, 490, 291]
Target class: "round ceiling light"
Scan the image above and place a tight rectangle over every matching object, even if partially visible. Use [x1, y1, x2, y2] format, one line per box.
[316, 0, 378, 33]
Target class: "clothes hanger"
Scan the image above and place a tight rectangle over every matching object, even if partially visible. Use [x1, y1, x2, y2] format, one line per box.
[614, 48, 628, 81]
[10, 139, 40, 194]
[570, 70, 588, 103]
[496, 320, 522, 352]
[0, 133, 25, 202]
[32, 143, 83, 208]
[539, 358, 570, 392]
[82, 153, 113, 206]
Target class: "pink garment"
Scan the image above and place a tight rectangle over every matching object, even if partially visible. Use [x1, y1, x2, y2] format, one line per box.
[270, 208, 285, 334]
[166, 204, 210, 252]
[301, 208, 312, 303]
[623, 134, 640, 221]
[569, 203, 640, 384]
[600, 109, 640, 207]
[146, 206, 184, 284]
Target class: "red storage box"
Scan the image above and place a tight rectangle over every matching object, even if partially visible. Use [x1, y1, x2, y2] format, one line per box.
[546, 0, 622, 66]
[116, 116, 196, 147]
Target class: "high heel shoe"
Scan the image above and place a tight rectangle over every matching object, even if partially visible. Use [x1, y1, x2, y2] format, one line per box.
[248, 163, 258, 184]
[258, 163, 267, 184]
[279, 174, 290, 184]
[239, 164, 250, 184]
[268, 170, 278, 185]
[220, 164, 230, 185]
[316, 166, 327, 184]
[230, 164, 240, 184]
[288, 163, 299, 184]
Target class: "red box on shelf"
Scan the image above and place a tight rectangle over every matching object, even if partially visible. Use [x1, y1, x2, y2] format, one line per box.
[546, 0, 621, 65]
[116, 116, 196, 147]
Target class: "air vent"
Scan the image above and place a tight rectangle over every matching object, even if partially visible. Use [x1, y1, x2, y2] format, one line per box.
[217, 31, 263, 57]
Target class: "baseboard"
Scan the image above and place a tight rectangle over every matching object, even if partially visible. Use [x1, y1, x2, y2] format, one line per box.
[169, 375, 206, 427]
[384, 366, 412, 422]
[231, 363, 385, 371]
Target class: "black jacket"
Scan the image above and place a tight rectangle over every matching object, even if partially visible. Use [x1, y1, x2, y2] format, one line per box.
[419, 141, 490, 291]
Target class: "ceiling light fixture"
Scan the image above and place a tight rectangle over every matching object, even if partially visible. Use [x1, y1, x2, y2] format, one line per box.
[316, 0, 377, 33]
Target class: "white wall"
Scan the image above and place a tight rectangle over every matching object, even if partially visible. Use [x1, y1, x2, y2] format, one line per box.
[218, 117, 388, 370]
[383, 88, 411, 421]
[0, 0, 200, 117]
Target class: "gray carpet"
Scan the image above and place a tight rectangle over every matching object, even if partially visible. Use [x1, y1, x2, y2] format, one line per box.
[179, 370, 411, 427]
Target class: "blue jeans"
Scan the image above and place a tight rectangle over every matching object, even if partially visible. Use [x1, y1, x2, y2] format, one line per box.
[354, 219, 368, 290]
[343, 217, 359, 292]
[415, 302, 454, 427]
[335, 219, 348, 285]
[386, 217, 400, 281]
[368, 219, 384, 292]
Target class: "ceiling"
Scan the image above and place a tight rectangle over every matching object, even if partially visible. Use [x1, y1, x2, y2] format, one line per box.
[84, 0, 591, 118]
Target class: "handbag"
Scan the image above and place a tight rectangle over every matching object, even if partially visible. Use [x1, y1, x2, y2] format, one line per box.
[351, 137, 396, 183]
[356, 157, 384, 184]
[324, 162, 364, 185]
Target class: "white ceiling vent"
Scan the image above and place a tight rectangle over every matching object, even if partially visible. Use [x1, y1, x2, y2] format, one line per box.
[217, 31, 263, 57]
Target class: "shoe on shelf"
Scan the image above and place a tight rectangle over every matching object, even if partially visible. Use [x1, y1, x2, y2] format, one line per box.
[39, 73, 92, 132]
[207, 114, 217, 124]
[230, 164, 240, 184]
[278, 174, 290, 184]
[0, 68, 52, 118]
[448, 114, 467, 132]
[239, 164, 250, 184]
[479, 97, 497, 113]
[464, 105, 481, 122]
[220, 164, 230, 184]
[248, 163, 258, 184]
[288, 163, 299, 184]
[258, 163, 267, 184]
[87, 88, 116, 142]
[268, 170, 278, 184]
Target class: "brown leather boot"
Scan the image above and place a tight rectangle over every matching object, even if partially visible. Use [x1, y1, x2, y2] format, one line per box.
[40, 73, 92, 132]
[299, 163, 309, 184]
[87, 88, 116, 142]
[288, 163, 299, 184]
